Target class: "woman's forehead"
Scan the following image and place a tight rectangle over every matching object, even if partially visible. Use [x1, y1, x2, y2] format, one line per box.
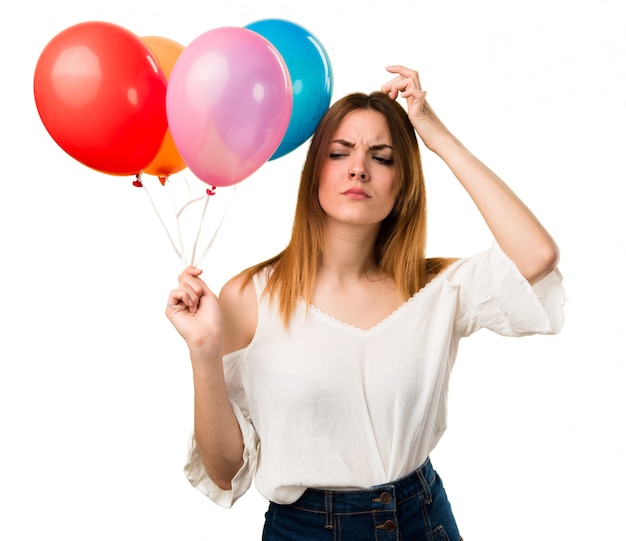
[332, 109, 392, 145]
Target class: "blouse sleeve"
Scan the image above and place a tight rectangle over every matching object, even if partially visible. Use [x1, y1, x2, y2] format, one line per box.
[183, 353, 259, 508]
[449, 242, 565, 338]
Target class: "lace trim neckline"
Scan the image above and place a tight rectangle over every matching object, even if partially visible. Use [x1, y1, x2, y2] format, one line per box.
[308, 268, 448, 333]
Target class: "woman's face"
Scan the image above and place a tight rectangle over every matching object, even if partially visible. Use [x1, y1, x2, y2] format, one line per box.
[318, 109, 397, 229]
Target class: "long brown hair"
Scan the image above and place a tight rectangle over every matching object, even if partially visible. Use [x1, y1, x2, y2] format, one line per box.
[243, 91, 450, 325]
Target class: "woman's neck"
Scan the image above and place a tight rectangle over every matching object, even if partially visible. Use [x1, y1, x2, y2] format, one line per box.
[318, 221, 382, 281]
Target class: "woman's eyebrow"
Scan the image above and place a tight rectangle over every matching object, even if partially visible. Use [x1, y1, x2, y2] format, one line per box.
[331, 139, 354, 148]
[331, 139, 393, 151]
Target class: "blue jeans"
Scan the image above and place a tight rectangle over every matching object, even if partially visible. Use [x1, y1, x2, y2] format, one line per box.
[262, 458, 462, 540]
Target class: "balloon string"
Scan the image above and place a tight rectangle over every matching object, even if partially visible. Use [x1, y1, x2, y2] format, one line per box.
[190, 194, 210, 267]
[173, 176, 210, 261]
[170, 177, 189, 263]
[175, 195, 207, 218]
[136, 174, 233, 268]
[139, 174, 188, 266]
[193, 185, 237, 269]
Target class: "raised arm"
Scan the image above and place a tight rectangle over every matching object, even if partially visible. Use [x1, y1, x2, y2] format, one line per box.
[165, 268, 247, 490]
[382, 66, 559, 284]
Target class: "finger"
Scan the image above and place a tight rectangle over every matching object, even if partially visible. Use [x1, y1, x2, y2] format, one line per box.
[385, 65, 413, 77]
[178, 272, 207, 292]
[382, 77, 424, 105]
[170, 273, 208, 314]
[385, 65, 420, 83]
[384, 84, 427, 115]
[178, 268, 210, 296]
[166, 288, 190, 314]
[168, 288, 204, 315]
[381, 76, 405, 98]
[385, 66, 422, 92]
[179, 283, 205, 313]
[177, 266, 203, 282]
[401, 86, 426, 102]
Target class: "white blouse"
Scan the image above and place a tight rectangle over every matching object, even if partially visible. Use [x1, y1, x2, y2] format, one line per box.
[184, 243, 565, 508]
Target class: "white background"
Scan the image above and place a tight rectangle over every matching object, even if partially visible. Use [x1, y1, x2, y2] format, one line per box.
[2, 0, 625, 539]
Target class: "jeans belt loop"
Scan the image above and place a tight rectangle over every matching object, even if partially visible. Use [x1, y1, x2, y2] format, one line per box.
[324, 491, 334, 529]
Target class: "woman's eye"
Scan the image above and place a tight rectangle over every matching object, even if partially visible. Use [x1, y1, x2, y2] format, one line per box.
[329, 152, 347, 159]
[374, 156, 394, 165]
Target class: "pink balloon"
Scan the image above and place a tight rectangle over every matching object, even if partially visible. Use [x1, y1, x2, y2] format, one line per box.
[166, 27, 293, 187]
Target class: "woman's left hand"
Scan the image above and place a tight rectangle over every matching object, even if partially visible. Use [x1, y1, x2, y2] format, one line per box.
[381, 65, 451, 152]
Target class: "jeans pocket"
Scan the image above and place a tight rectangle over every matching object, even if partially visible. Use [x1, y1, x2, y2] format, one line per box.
[432, 524, 465, 541]
[432, 524, 451, 541]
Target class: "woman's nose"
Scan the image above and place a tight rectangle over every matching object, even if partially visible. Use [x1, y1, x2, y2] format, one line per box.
[348, 168, 367, 179]
[347, 158, 369, 181]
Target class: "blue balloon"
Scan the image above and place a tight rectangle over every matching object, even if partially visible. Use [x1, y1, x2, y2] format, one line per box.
[245, 19, 333, 160]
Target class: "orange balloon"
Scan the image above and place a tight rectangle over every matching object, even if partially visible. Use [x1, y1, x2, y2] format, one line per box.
[141, 36, 187, 179]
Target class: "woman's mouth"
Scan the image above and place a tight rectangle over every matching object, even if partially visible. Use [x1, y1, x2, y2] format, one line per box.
[342, 188, 371, 200]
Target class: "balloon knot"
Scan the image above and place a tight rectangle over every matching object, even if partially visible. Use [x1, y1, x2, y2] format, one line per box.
[206, 186, 217, 196]
[158, 175, 168, 186]
[132, 178, 143, 188]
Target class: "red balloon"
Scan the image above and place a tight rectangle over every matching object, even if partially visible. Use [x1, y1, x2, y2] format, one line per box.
[34, 21, 168, 176]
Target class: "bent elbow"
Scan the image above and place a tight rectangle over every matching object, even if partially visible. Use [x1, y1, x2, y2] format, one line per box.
[213, 476, 234, 491]
[524, 241, 560, 284]
[205, 456, 244, 492]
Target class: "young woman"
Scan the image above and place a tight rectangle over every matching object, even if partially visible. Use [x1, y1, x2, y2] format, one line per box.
[166, 65, 564, 540]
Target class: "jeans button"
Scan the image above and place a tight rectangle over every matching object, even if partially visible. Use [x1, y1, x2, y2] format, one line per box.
[382, 520, 396, 532]
[380, 491, 393, 504]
